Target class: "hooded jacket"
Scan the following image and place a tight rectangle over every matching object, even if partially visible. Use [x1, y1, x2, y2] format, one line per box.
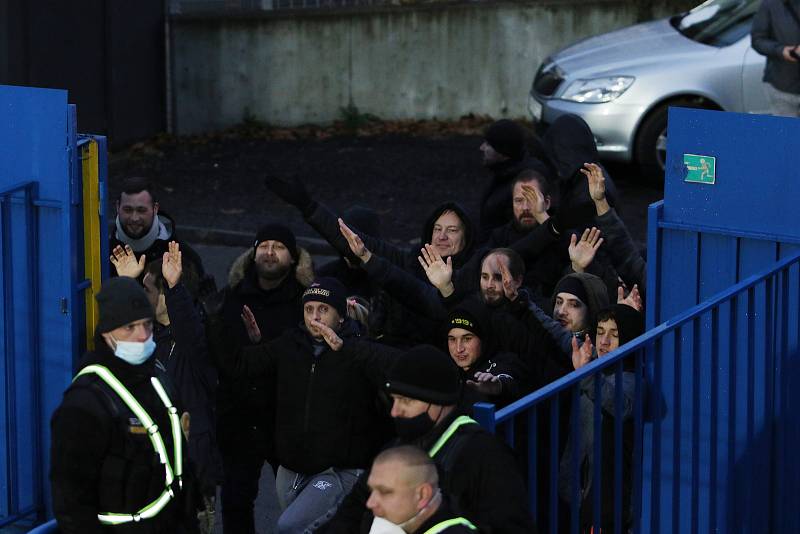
[212, 246, 314, 460]
[542, 115, 619, 232]
[551, 272, 611, 339]
[50, 338, 192, 534]
[305, 200, 476, 346]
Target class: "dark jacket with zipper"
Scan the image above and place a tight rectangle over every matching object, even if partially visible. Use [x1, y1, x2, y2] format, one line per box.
[212, 247, 314, 462]
[215, 318, 399, 475]
[50, 340, 193, 534]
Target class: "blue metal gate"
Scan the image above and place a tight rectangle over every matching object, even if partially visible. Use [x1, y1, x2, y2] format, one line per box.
[474, 108, 800, 533]
[0, 85, 108, 528]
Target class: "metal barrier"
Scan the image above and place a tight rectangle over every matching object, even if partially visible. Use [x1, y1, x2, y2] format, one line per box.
[0, 182, 42, 528]
[473, 248, 800, 533]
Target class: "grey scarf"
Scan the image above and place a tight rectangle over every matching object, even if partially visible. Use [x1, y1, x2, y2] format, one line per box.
[115, 215, 171, 253]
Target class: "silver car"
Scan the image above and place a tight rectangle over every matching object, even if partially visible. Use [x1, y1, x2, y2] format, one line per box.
[529, 0, 768, 180]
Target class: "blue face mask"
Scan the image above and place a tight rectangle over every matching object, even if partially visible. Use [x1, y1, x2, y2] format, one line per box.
[112, 335, 156, 365]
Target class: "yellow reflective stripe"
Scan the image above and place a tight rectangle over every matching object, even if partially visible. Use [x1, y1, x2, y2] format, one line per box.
[422, 517, 477, 533]
[74, 365, 182, 523]
[150, 377, 183, 482]
[427, 416, 478, 458]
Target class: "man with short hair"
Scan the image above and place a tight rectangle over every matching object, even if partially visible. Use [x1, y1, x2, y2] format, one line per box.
[214, 277, 398, 534]
[212, 222, 315, 534]
[50, 277, 193, 533]
[110, 177, 207, 292]
[366, 445, 477, 533]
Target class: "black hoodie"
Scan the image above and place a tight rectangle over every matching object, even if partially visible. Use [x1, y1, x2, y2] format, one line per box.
[543, 114, 620, 232]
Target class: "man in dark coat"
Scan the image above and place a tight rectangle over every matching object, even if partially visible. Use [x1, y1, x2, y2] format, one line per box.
[212, 222, 314, 534]
[50, 277, 193, 533]
[320, 344, 538, 534]
[213, 277, 399, 533]
[752, 0, 800, 117]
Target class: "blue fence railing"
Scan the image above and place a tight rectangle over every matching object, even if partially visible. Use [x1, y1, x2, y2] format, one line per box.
[473, 248, 800, 534]
[0, 182, 42, 528]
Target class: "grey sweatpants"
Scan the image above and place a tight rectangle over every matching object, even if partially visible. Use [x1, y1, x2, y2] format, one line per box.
[274, 465, 363, 534]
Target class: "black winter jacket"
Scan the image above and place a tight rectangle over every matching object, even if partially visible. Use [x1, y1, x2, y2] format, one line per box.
[217, 319, 400, 475]
[321, 405, 537, 534]
[50, 342, 193, 534]
[213, 247, 314, 461]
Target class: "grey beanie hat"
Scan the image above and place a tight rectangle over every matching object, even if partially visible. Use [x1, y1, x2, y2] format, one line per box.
[95, 277, 154, 333]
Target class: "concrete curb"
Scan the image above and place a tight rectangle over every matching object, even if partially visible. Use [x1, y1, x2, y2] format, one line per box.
[181, 224, 336, 255]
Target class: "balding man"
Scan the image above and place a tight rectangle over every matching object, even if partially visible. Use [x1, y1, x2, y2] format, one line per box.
[366, 446, 476, 533]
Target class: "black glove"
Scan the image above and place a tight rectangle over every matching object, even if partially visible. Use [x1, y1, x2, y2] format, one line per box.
[264, 174, 314, 212]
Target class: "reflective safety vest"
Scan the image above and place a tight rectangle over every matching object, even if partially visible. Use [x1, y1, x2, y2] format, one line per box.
[74, 364, 183, 525]
[427, 415, 478, 458]
[422, 517, 478, 533]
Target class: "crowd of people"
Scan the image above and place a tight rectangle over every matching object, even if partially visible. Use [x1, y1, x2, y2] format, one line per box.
[48, 115, 647, 534]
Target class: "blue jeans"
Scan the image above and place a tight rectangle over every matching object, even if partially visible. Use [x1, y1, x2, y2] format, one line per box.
[275, 465, 363, 534]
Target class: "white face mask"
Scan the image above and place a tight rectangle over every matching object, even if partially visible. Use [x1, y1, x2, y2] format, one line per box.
[112, 334, 156, 365]
[368, 490, 441, 534]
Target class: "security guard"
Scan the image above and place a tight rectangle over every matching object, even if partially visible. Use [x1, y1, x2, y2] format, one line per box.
[50, 276, 193, 533]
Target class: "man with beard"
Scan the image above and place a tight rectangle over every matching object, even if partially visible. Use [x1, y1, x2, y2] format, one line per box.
[110, 177, 207, 294]
[478, 119, 553, 242]
[212, 223, 314, 534]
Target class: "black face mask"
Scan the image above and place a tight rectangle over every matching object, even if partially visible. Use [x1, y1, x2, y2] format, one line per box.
[394, 409, 436, 442]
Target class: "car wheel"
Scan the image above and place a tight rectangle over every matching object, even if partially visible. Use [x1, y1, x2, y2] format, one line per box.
[635, 100, 703, 185]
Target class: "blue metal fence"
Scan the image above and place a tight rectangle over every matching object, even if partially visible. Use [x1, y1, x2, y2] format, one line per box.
[0, 182, 42, 528]
[474, 248, 800, 533]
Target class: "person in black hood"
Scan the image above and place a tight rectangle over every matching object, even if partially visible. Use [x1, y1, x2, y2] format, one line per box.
[542, 114, 620, 233]
[561, 301, 644, 533]
[479, 119, 554, 243]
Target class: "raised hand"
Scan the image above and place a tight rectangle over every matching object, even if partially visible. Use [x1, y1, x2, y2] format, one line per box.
[520, 183, 550, 224]
[418, 243, 453, 294]
[580, 162, 611, 215]
[110, 244, 145, 279]
[339, 218, 372, 263]
[311, 320, 343, 351]
[162, 241, 182, 289]
[241, 305, 262, 344]
[496, 255, 520, 302]
[571, 334, 594, 370]
[466, 372, 503, 396]
[617, 284, 643, 312]
[569, 227, 604, 273]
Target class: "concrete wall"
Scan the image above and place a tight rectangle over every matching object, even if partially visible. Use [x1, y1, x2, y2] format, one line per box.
[172, 0, 696, 134]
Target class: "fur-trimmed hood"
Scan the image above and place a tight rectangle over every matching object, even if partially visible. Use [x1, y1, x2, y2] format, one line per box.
[228, 246, 315, 288]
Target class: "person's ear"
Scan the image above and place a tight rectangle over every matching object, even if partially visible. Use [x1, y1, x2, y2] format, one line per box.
[153, 201, 160, 215]
[418, 483, 434, 509]
[544, 195, 552, 211]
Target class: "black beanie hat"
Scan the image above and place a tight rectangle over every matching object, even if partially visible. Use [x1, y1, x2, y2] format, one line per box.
[385, 345, 461, 405]
[554, 276, 589, 307]
[302, 277, 348, 317]
[254, 223, 298, 260]
[96, 277, 154, 333]
[446, 307, 482, 340]
[485, 119, 525, 161]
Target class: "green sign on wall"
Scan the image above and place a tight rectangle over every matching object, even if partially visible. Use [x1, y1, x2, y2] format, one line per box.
[683, 153, 716, 184]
